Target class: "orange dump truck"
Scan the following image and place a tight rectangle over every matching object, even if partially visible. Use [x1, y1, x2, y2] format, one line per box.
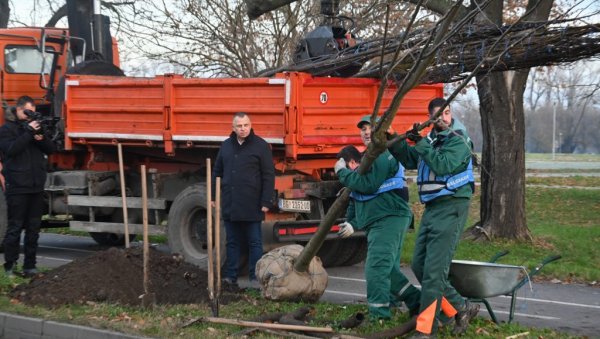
[1, 25, 442, 268]
[56, 73, 441, 267]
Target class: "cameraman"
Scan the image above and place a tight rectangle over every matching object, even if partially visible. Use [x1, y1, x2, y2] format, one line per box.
[0, 95, 55, 277]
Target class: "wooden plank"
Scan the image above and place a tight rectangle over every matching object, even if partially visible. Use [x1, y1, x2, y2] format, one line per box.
[67, 195, 166, 209]
[70, 221, 166, 236]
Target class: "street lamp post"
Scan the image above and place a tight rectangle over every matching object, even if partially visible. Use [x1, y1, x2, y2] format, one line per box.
[552, 102, 556, 160]
[559, 132, 563, 154]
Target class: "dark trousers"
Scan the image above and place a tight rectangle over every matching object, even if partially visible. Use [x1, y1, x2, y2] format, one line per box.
[3, 193, 44, 270]
[224, 220, 263, 281]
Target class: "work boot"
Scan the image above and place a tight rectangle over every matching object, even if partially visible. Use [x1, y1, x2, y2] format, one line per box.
[4, 267, 14, 279]
[23, 268, 39, 278]
[407, 331, 435, 339]
[3, 262, 15, 279]
[452, 300, 480, 335]
[248, 279, 261, 290]
[222, 278, 239, 292]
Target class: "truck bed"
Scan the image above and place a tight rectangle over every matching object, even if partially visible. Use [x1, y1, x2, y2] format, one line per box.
[63, 72, 442, 158]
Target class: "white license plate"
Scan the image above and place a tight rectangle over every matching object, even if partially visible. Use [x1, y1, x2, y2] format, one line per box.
[278, 199, 311, 212]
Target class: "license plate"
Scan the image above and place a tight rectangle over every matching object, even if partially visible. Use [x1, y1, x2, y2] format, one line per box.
[278, 199, 311, 212]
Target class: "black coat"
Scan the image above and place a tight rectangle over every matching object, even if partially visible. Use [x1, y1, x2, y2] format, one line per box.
[0, 114, 55, 195]
[213, 129, 275, 222]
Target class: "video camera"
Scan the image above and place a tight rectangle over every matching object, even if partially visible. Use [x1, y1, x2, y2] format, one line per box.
[23, 109, 52, 135]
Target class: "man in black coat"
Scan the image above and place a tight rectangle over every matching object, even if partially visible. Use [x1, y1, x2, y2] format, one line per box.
[0, 96, 55, 277]
[212, 112, 275, 289]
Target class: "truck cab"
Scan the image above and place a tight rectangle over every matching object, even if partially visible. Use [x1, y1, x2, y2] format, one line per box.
[0, 27, 71, 120]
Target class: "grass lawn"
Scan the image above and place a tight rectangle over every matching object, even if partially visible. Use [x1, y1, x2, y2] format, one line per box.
[403, 176, 600, 283]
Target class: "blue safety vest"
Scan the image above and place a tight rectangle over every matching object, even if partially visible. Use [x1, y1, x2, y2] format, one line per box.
[350, 166, 406, 202]
[417, 158, 474, 203]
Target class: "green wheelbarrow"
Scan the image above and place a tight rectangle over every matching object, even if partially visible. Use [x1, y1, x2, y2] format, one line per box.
[448, 251, 562, 324]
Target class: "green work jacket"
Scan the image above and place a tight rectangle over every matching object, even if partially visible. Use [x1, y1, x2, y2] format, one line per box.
[338, 150, 411, 229]
[388, 118, 473, 201]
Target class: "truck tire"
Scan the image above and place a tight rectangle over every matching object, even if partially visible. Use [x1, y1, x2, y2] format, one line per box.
[0, 192, 7, 252]
[339, 238, 368, 266]
[89, 232, 136, 246]
[168, 184, 225, 269]
[88, 210, 138, 246]
[316, 239, 343, 267]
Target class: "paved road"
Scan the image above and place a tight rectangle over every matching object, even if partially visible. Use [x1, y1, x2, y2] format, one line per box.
[525, 161, 600, 171]
[30, 233, 600, 338]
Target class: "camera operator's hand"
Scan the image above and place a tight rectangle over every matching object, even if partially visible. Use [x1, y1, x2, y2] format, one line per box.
[0, 162, 5, 191]
[34, 134, 44, 141]
[27, 120, 41, 134]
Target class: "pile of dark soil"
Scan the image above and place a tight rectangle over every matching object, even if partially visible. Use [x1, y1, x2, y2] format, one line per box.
[12, 247, 212, 307]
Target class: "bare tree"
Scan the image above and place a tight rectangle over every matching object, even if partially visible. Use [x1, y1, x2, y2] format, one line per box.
[106, 0, 319, 77]
[525, 62, 600, 154]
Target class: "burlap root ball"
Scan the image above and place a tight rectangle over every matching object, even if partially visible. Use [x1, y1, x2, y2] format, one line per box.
[256, 244, 328, 302]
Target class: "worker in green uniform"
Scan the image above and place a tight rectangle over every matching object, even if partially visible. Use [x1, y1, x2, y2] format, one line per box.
[334, 115, 421, 321]
[387, 98, 479, 338]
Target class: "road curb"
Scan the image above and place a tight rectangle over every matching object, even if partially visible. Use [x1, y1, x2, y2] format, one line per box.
[0, 312, 154, 339]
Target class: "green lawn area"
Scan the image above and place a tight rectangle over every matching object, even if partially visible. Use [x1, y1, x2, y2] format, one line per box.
[402, 178, 600, 283]
[525, 153, 600, 162]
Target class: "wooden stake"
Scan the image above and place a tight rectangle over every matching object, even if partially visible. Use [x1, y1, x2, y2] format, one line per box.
[215, 176, 221, 298]
[187, 317, 334, 333]
[206, 159, 215, 312]
[140, 164, 154, 307]
[117, 143, 130, 248]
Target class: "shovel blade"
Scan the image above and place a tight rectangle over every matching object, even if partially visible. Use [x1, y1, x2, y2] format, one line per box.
[210, 299, 219, 317]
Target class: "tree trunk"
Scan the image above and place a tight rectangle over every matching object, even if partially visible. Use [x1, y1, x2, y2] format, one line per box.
[474, 0, 552, 240]
[477, 71, 531, 240]
[0, 0, 9, 28]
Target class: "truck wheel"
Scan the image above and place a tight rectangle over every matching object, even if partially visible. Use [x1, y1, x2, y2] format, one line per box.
[339, 238, 368, 266]
[168, 184, 225, 269]
[316, 239, 343, 267]
[89, 232, 136, 246]
[89, 210, 139, 247]
[0, 193, 7, 252]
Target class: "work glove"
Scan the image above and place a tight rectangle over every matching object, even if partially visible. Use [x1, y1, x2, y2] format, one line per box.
[406, 123, 423, 142]
[337, 221, 354, 238]
[334, 157, 347, 174]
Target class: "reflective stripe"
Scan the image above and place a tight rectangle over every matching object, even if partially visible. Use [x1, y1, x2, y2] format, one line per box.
[368, 302, 389, 308]
[350, 165, 405, 202]
[417, 158, 474, 203]
[397, 282, 412, 297]
[441, 297, 458, 317]
[416, 300, 438, 335]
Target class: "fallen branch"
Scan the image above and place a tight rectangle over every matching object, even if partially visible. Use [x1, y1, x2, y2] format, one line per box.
[184, 316, 334, 333]
[364, 316, 416, 338]
[232, 326, 323, 338]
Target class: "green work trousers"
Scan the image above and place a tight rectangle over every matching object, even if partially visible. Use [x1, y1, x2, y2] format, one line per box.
[365, 214, 415, 320]
[412, 197, 471, 334]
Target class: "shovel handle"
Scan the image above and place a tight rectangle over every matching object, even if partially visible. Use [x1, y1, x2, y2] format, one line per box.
[206, 159, 214, 297]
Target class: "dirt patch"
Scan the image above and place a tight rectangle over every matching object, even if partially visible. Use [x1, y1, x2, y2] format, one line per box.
[11, 247, 226, 308]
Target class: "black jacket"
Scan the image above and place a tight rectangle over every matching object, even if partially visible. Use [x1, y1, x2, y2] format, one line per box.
[0, 110, 55, 195]
[213, 129, 275, 222]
